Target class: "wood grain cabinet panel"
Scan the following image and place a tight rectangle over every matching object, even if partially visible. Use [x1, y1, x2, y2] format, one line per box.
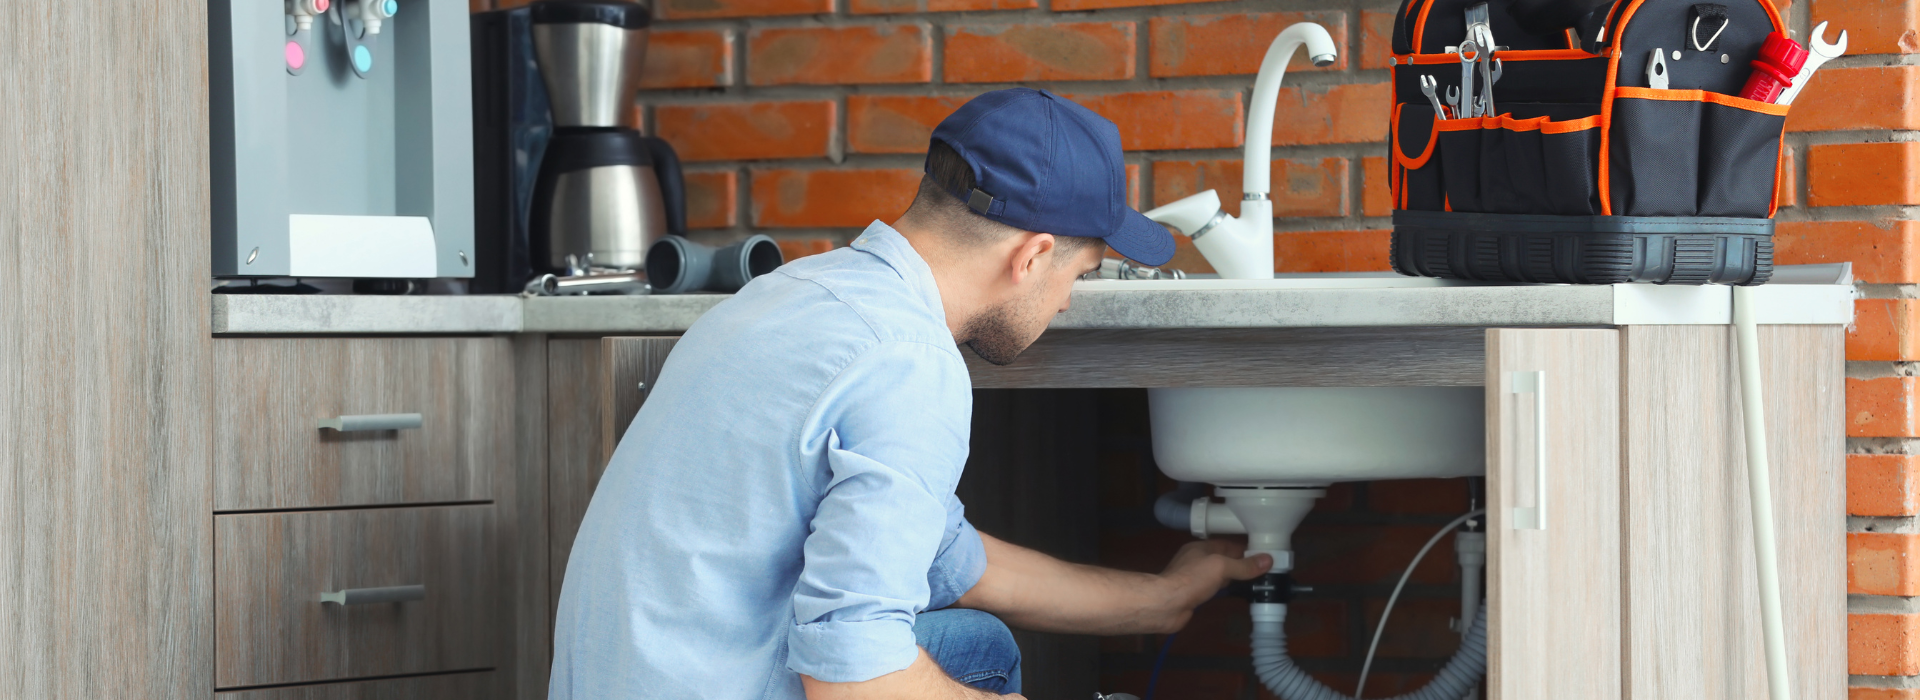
[1619, 326, 1845, 699]
[215, 505, 499, 689]
[214, 671, 496, 700]
[214, 338, 513, 511]
[1485, 329, 1622, 700]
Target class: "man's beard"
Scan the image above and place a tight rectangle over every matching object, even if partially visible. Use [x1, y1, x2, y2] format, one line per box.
[961, 297, 1038, 366]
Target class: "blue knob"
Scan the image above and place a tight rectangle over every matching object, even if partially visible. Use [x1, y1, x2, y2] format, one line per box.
[383, 0, 397, 15]
[352, 45, 372, 73]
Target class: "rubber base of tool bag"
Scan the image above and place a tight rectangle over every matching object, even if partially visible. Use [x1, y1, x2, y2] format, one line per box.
[1389, 210, 1773, 285]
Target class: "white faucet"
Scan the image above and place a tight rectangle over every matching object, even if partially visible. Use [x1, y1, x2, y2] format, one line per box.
[1143, 23, 1338, 279]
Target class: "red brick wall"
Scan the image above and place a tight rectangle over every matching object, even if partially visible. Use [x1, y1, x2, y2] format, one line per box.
[477, 0, 1395, 271]
[472, 0, 1920, 695]
[1789, 0, 1920, 697]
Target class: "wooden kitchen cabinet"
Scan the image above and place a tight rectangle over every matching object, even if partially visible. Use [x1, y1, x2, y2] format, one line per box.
[214, 504, 498, 689]
[203, 336, 534, 699]
[962, 325, 1841, 699]
[1485, 329, 1622, 700]
[213, 338, 515, 511]
[537, 325, 1845, 699]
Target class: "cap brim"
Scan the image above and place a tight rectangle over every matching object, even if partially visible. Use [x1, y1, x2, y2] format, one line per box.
[1105, 209, 1177, 267]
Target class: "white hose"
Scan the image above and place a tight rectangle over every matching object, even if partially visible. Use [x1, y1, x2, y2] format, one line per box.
[1253, 603, 1486, 700]
[1733, 285, 1793, 700]
[1356, 510, 1485, 698]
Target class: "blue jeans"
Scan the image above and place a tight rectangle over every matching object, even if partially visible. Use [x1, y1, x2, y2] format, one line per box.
[915, 609, 1022, 694]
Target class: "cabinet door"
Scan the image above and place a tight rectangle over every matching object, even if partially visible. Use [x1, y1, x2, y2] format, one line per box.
[1485, 329, 1621, 700]
[1619, 326, 1844, 700]
[546, 336, 678, 627]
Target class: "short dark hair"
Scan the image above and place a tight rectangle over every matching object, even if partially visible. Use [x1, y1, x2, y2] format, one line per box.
[904, 141, 1103, 262]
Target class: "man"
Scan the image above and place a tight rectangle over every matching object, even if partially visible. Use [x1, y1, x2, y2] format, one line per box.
[551, 88, 1271, 699]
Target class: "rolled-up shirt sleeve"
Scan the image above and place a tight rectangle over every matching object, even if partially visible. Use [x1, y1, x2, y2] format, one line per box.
[787, 341, 974, 683]
[928, 499, 986, 611]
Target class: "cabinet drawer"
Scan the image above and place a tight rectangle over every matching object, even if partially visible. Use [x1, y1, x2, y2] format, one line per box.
[215, 670, 496, 699]
[215, 505, 498, 689]
[215, 338, 512, 510]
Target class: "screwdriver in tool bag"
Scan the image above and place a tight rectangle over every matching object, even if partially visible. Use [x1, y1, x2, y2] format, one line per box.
[1740, 32, 1809, 103]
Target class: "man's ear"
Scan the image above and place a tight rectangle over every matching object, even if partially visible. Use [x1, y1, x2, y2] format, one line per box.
[1008, 233, 1055, 285]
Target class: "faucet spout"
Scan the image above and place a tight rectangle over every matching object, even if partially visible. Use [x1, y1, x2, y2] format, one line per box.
[1245, 22, 1337, 198]
[1143, 22, 1336, 280]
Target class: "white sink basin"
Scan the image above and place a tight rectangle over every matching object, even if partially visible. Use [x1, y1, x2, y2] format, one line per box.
[1149, 387, 1486, 486]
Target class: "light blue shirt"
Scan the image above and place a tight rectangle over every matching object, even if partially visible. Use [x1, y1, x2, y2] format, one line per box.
[550, 221, 989, 699]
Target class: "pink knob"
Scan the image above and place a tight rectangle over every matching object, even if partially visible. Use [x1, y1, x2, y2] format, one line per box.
[313, 0, 329, 11]
[286, 41, 306, 70]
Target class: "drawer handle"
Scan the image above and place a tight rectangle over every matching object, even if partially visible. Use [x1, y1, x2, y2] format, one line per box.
[317, 413, 423, 432]
[320, 584, 426, 605]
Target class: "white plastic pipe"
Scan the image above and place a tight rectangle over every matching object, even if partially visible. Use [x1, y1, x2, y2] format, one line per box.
[1733, 285, 1793, 700]
[1455, 531, 1485, 638]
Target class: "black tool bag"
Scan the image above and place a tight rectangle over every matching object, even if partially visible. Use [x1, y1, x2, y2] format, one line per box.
[1387, 0, 1789, 284]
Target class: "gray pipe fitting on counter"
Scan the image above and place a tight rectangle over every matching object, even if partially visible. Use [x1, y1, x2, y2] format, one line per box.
[645, 234, 784, 294]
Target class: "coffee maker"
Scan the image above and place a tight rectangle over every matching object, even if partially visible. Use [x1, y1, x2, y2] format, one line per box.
[470, 0, 683, 292]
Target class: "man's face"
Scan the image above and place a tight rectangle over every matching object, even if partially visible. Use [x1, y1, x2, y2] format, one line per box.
[963, 241, 1106, 366]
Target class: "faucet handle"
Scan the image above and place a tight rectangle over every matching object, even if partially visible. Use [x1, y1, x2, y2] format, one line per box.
[1142, 189, 1225, 237]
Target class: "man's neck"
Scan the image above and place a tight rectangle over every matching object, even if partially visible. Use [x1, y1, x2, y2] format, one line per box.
[891, 218, 990, 342]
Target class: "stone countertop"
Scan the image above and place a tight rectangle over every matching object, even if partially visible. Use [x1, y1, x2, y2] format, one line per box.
[210, 275, 1855, 335]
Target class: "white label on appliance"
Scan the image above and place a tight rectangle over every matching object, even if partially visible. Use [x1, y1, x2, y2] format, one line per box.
[287, 214, 438, 278]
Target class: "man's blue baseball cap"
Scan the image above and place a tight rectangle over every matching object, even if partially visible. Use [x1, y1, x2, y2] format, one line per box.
[927, 88, 1175, 267]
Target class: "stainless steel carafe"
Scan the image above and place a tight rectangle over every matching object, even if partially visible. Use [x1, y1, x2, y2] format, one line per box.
[531, 1, 647, 128]
[533, 130, 683, 270]
[528, 0, 683, 274]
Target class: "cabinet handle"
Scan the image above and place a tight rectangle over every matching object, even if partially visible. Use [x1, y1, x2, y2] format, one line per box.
[1510, 371, 1547, 531]
[317, 413, 423, 432]
[320, 584, 426, 605]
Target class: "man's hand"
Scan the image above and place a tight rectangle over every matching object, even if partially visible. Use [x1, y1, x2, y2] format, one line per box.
[1148, 539, 1275, 632]
[801, 650, 1023, 699]
[955, 533, 1271, 636]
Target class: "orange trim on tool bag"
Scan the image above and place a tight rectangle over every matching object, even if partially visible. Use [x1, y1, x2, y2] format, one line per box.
[1414, 0, 1435, 53]
[1392, 103, 1439, 170]
[1401, 48, 1598, 64]
[1759, 2, 1788, 216]
[1396, 0, 1423, 57]
[1760, 0, 1785, 35]
[1399, 161, 1410, 209]
[1612, 87, 1792, 115]
[1598, 0, 1651, 215]
[1433, 114, 1602, 134]
[1770, 127, 1787, 216]
[1542, 115, 1602, 133]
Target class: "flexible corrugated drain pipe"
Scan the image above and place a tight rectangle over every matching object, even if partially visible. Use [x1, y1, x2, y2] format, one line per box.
[1252, 603, 1486, 700]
